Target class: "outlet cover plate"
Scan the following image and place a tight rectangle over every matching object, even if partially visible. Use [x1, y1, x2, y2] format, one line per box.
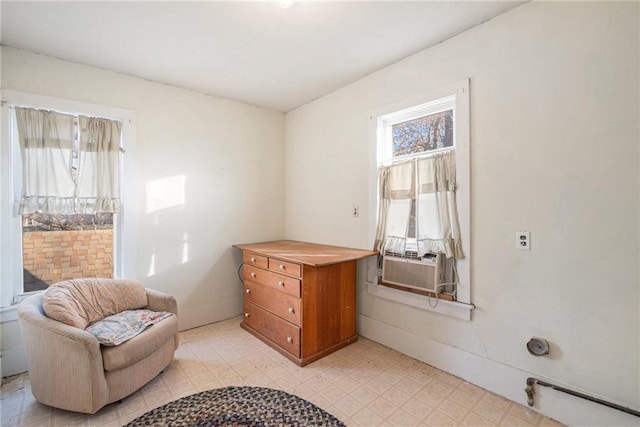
[517, 231, 530, 250]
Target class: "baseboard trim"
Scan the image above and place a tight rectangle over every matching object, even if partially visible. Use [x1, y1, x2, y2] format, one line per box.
[358, 314, 639, 427]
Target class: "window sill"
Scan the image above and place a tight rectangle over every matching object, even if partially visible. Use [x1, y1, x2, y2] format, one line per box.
[367, 282, 474, 320]
[0, 291, 42, 323]
[0, 305, 19, 323]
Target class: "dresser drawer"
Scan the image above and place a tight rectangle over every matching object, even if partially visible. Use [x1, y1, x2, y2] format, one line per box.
[243, 252, 268, 269]
[268, 258, 301, 277]
[243, 265, 268, 284]
[266, 272, 301, 298]
[243, 301, 300, 357]
[244, 282, 301, 325]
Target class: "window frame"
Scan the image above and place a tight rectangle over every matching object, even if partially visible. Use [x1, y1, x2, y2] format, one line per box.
[0, 90, 137, 308]
[368, 79, 472, 319]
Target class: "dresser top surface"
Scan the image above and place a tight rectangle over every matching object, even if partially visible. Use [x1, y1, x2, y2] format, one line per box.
[233, 240, 378, 267]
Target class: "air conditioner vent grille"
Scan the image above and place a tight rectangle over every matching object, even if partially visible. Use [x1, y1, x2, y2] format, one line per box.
[381, 255, 443, 292]
[383, 250, 420, 260]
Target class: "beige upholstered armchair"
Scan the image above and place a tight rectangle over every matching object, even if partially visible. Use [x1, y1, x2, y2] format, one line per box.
[17, 278, 179, 414]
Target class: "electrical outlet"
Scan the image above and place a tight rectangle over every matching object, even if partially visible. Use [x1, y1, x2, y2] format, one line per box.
[352, 205, 359, 217]
[517, 231, 530, 250]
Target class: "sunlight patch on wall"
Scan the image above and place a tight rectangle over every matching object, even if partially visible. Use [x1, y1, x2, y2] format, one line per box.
[147, 252, 156, 277]
[182, 232, 189, 264]
[146, 175, 186, 213]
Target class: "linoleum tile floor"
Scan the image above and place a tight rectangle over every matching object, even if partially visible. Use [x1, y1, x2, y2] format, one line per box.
[1, 317, 564, 427]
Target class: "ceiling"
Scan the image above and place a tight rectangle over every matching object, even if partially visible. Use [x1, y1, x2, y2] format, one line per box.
[1, 1, 525, 112]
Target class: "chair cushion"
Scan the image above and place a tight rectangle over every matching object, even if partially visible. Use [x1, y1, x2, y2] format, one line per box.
[42, 278, 148, 329]
[101, 313, 178, 372]
[85, 309, 173, 346]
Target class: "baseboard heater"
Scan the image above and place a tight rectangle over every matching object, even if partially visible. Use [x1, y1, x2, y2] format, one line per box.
[525, 377, 640, 418]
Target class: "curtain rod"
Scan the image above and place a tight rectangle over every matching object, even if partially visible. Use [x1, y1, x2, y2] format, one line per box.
[2, 101, 127, 153]
[2, 101, 132, 124]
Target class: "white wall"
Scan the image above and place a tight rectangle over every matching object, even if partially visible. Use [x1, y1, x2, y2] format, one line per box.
[285, 2, 639, 425]
[1, 46, 285, 375]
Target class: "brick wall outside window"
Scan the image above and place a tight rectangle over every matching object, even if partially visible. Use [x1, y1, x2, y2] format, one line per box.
[22, 229, 113, 292]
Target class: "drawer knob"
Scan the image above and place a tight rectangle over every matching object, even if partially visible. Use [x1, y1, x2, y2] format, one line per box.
[244, 312, 250, 317]
[250, 257, 256, 262]
[250, 272, 256, 278]
[279, 264, 285, 270]
[245, 289, 251, 294]
[288, 307, 294, 314]
[278, 281, 284, 287]
[286, 336, 293, 343]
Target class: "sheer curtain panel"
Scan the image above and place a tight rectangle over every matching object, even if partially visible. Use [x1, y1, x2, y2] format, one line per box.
[15, 108, 122, 214]
[374, 160, 414, 254]
[15, 108, 76, 214]
[416, 150, 464, 259]
[78, 116, 122, 213]
[375, 150, 464, 259]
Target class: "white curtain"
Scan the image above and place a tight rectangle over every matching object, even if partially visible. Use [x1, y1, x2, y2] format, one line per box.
[416, 150, 463, 259]
[15, 108, 76, 214]
[15, 108, 122, 214]
[374, 159, 414, 254]
[77, 116, 121, 213]
[375, 150, 464, 259]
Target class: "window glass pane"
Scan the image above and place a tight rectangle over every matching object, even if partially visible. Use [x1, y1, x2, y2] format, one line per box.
[392, 109, 453, 157]
[22, 213, 114, 292]
[408, 199, 416, 238]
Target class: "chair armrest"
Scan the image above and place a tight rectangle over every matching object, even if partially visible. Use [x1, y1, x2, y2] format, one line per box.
[17, 294, 102, 353]
[145, 288, 178, 315]
[17, 293, 108, 413]
[145, 288, 179, 349]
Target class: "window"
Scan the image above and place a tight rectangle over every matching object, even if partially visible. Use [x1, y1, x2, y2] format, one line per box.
[377, 95, 457, 254]
[386, 100, 455, 160]
[22, 213, 114, 293]
[392, 109, 453, 156]
[0, 91, 137, 308]
[369, 80, 471, 319]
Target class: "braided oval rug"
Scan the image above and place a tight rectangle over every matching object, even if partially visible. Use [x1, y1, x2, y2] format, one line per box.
[124, 386, 346, 427]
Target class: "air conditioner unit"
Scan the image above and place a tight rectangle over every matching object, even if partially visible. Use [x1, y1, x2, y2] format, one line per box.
[381, 254, 445, 293]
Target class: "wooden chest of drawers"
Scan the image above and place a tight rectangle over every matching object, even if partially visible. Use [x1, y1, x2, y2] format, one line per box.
[233, 240, 377, 366]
